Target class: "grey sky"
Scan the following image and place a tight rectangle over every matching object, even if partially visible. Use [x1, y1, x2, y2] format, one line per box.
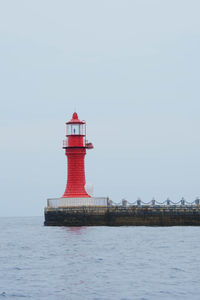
[0, 0, 200, 216]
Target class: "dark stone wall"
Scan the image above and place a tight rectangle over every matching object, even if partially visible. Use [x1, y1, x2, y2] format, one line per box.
[44, 210, 106, 226]
[44, 207, 200, 226]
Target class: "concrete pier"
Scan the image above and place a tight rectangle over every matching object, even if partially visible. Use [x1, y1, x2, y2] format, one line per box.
[44, 206, 200, 226]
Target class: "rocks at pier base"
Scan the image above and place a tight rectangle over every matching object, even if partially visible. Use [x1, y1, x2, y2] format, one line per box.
[44, 206, 200, 226]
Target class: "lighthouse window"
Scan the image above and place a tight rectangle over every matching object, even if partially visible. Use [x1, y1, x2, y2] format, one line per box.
[71, 124, 79, 135]
[80, 124, 85, 135]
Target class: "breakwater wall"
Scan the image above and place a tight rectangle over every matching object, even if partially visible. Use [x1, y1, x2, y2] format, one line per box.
[44, 206, 200, 226]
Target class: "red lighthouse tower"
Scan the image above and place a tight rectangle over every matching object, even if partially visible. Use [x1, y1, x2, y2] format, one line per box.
[62, 112, 93, 198]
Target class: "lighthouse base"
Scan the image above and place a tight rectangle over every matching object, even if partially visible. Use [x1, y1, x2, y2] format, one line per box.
[46, 197, 108, 208]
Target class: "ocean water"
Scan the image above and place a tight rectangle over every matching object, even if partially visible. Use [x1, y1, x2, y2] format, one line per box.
[0, 217, 200, 300]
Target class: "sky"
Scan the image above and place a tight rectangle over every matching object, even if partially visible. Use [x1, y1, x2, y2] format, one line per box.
[0, 0, 200, 216]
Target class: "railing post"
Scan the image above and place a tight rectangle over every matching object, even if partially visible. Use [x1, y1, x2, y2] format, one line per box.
[181, 197, 185, 205]
[122, 199, 128, 207]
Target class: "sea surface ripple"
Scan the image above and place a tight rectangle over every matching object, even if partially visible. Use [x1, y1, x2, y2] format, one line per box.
[0, 217, 200, 299]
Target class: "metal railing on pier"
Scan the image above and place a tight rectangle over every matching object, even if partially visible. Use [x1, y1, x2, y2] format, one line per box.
[109, 197, 200, 208]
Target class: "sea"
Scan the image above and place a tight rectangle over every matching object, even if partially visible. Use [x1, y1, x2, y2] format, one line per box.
[0, 217, 200, 300]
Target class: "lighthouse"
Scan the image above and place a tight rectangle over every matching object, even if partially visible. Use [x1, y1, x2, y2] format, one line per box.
[62, 112, 93, 198]
[45, 112, 108, 210]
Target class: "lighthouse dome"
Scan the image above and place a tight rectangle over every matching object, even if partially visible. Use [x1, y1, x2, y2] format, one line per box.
[72, 112, 78, 120]
[67, 112, 85, 124]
